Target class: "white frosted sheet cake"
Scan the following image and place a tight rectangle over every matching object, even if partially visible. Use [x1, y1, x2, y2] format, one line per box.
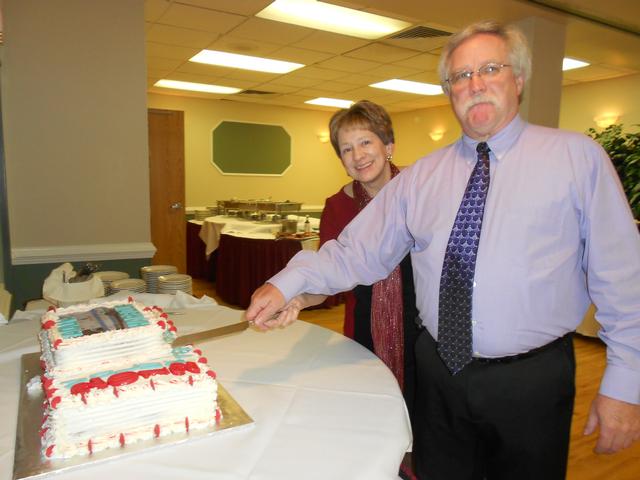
[36, 298, 220, 459]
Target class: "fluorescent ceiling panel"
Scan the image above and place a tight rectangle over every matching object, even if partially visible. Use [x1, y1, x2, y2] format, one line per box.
[257, 0, 411, 40]
[563, 57, 590, 71]
[305, 97, 354, 108]
[370, 79, 443, 95]
[154, 79, 241, 94]
[190, 50, 304, 74]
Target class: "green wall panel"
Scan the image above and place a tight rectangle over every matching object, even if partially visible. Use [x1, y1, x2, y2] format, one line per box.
[212, 121, 290, 175]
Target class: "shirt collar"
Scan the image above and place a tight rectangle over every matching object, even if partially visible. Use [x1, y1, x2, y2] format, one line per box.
[461, 115, 526, 162]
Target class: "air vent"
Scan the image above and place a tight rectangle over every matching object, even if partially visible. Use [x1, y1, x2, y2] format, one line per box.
[390, 26, 452, 40]
[240, 89, 277, 95]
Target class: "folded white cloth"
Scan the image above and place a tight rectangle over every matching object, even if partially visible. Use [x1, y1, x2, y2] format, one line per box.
[42, 263, 104, 306]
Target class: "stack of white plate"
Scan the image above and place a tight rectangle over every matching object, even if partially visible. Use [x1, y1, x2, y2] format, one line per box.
[141, 265, 178, 293]
[109, 278, 147, 294]
[194, 209, 210, 221]
[93, 271, 130, 296]
[157, 273, 192, 295]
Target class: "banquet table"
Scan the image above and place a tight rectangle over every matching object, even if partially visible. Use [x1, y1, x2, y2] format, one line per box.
[215, 234, 309, 309]
[198, 215, 319, 257]
[192, 216, 320, 308]
[0, 294, 412, 480]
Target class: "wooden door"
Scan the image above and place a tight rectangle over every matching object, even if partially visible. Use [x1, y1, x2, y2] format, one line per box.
[148, 109, 186, 272]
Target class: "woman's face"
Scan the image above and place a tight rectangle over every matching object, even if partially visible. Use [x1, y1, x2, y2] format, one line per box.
[337, 126, 393, 190]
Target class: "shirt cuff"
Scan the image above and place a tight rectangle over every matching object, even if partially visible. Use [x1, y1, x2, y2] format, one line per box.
[268, 269, 309, 303]
[599, 364, 640, 404]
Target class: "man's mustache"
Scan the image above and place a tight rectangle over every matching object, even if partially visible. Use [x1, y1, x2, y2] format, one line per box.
[463, 95, 497, 114]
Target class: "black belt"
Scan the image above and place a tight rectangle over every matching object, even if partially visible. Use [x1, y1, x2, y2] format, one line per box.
[471, 333, 572, 364]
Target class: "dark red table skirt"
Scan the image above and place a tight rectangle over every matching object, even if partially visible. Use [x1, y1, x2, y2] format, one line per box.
[186, 221, 216, 280]
[215, 234, 303, 309]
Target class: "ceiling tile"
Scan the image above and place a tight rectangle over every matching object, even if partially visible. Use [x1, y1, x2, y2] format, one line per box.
[392, 52, 441, 70]
[402, 71, 443, 84]
[146, 56, 184, 70]
[382, 35, 452, 54]
[251, 82, 303, 94]
[345, 43, 421, 63]
[176, 61, 237, 77]
[270, 46, 333, 65]
[268, 74, 323, 88]
[144, 0, 171, 22]
[146, 41, 199, 60]
[313, 81, 361, 93]
[228, 17, 313, 45]
[176, 0, 273, 16]
[338, 72, 390, 85]
[317, 56, 382, 73]
[366, 64, 421, 79]
[146, 24, 218, 48]
[206, 35, 282, 56]
[144, 0, 640, 113]
[221, 69, 281, 83]
[164, 71, 252, 90]
[159, 3, 245, 33]
[148, 86, 233, 100]
[295, 31, 369, 55]
[293, 66, 348, 81]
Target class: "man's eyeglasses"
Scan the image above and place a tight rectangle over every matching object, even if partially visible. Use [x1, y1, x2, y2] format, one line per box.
[446, 63, 512, 87]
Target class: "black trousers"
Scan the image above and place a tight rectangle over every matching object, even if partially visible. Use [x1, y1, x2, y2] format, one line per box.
[413, 330, 576, 480]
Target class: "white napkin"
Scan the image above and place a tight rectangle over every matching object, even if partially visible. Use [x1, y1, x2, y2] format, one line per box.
[42, 263, 104, 306]
[168, 290, 218, 309]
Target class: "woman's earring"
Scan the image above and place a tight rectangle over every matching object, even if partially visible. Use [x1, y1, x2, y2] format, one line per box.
[386, 154, 392, 162]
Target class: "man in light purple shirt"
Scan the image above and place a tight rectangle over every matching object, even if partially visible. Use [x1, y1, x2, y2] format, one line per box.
[247, 20, 640, 479]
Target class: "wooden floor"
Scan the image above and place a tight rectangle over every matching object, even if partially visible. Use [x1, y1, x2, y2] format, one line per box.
[193, 278, 640, 479]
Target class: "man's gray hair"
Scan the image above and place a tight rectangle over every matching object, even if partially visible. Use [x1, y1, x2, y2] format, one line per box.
[438, 20, 532, 97]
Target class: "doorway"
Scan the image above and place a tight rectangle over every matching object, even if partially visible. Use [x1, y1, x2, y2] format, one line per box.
[147, 108, 186, 272]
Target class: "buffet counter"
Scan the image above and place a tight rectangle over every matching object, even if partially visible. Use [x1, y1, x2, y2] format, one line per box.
[0, 294, 411, 480]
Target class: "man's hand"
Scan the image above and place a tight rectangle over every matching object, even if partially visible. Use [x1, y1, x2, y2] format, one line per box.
[584, 393, 640, 454]
[245, 283, 286, 330]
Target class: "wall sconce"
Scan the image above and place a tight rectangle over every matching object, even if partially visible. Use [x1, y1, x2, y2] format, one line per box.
[429, 130, 445, 142]
[317, 132, 330, 143]
[593, 114, 619, 129]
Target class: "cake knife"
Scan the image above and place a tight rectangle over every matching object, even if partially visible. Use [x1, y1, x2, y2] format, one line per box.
[172, 320, 249, 347]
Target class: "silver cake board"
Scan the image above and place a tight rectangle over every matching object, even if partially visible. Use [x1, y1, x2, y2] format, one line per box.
[13, 352, 254, 480]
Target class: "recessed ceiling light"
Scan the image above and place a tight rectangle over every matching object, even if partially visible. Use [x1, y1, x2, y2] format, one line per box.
[305, 97, 354, 108]
[563, 57, 590, 71]
[257, 0, 411, 40]
[154, 79, 241, 94]
[369, 79, 443, 95]
[190, 50, 304, 74]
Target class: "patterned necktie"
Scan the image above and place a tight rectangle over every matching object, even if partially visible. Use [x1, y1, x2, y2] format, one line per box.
[437, 142, 491, 374]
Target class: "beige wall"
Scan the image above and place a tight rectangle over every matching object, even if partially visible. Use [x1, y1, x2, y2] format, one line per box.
[391, 104, 461, 164]
[2, 0, 150, 249]
[559, 73, 640, 134]
[147, 93, 351, 207]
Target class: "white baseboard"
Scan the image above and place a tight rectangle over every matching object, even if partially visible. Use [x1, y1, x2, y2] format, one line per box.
[11, 242, 157, 265]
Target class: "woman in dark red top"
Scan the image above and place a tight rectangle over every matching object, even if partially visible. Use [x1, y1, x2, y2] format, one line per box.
[280, 101, 420, 423]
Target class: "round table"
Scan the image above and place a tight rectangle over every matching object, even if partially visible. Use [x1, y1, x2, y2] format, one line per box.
[1, 297, 411, 479]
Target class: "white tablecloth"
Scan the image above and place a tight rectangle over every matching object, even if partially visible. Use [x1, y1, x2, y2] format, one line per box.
[0, 295, 411, 479]
[198, 215, 320, 256]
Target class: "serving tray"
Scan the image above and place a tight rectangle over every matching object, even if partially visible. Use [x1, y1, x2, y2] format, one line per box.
[13, 352, 254, 480]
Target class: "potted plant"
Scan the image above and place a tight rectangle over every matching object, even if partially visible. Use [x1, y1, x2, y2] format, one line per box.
[587, 124, 640, 219]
